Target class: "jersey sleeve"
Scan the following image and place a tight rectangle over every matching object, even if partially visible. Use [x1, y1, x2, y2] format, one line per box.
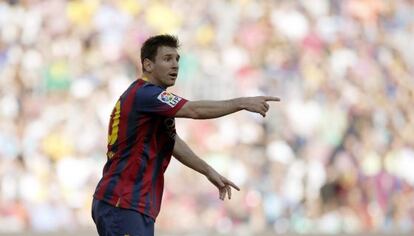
[135, 85, 188, 117]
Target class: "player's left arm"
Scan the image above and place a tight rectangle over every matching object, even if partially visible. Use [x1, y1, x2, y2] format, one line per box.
[173, 134, 240, 200]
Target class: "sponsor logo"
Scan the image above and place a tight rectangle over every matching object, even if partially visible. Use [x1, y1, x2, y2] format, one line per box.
[157, 91, 181, 107]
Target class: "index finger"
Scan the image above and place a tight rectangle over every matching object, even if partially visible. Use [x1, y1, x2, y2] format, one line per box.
[264, 96, 281, 102]
[227, 180, 240, 191]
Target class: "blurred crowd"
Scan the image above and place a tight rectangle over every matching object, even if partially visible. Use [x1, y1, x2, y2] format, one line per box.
[0, 0, 414, 234]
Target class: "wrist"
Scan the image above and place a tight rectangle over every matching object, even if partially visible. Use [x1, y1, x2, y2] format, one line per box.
[204, 165, 215, 177]
[233, 98, 246, 110]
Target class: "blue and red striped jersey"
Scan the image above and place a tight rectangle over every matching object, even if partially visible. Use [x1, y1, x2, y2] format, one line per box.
[93, 78, 188, 220]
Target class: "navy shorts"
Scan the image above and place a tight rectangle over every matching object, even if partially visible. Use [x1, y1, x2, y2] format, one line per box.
[91, 198, 155, 236]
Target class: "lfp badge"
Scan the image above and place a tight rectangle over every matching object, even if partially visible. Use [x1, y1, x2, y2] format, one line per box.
[157, 91, 181, 107]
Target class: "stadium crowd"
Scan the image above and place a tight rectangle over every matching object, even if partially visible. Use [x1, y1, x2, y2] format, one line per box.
[0, 0, 413, 234]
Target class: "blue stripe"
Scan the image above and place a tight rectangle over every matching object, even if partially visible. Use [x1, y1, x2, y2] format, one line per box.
[103, 86, 140, 200]
[130, 119, 157, 209]
[146, 141, 173, 215]
[144, 192, 151, 216]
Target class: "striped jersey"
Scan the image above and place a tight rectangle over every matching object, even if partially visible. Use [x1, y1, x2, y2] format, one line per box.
[93, 78, 188, 220]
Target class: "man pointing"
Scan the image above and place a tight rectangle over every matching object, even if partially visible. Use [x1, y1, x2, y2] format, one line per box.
[92, 34, 280, 236]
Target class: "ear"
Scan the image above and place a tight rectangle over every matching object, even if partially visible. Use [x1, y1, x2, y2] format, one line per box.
[143, 58, 154, 72]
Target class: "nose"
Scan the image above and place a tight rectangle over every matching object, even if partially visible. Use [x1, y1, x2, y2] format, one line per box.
[172, 59, 179, 69]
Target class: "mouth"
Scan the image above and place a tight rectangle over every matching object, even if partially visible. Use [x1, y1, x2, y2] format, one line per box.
[169, 72, 178, 79]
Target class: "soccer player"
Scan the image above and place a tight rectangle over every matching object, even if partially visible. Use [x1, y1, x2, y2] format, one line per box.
[92, 34, 280, 236]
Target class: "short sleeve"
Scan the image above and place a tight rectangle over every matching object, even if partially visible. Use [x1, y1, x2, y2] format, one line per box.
[135, 85, 188, 117]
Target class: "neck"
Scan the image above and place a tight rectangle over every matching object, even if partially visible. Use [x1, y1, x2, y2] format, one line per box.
[142, 73, 165, 88]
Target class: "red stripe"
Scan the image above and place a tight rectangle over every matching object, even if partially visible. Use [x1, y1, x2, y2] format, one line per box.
[137, 119, 160, 211]
[161, 98, 188, 117]
[120, 116, 149, 208]
[109, 82, 142, 204]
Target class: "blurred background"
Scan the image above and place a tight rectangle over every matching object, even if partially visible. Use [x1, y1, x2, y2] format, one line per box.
[0, 0, 414, 235]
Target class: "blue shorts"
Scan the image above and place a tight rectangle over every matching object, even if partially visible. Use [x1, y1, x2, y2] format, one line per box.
[91, 198, 155, 236]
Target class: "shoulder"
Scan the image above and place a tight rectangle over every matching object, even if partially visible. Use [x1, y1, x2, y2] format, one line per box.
[135, 81, 164, 96]
[134, 82, 169, 107]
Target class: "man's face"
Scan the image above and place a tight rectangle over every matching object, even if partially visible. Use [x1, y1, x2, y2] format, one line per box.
[145, 46, 180, 88]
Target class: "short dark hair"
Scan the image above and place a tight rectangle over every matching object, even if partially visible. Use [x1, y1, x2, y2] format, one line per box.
[140, 34, 180, 66]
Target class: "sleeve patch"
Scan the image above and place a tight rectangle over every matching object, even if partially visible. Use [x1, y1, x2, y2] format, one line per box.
[157, 91, 182, 107]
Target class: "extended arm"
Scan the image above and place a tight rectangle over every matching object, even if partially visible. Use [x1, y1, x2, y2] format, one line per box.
[175, 96, 280, 119]
[173, 135, 239, 200]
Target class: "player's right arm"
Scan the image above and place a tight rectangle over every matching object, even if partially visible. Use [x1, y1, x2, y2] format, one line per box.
[175, 96, 280, 119]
